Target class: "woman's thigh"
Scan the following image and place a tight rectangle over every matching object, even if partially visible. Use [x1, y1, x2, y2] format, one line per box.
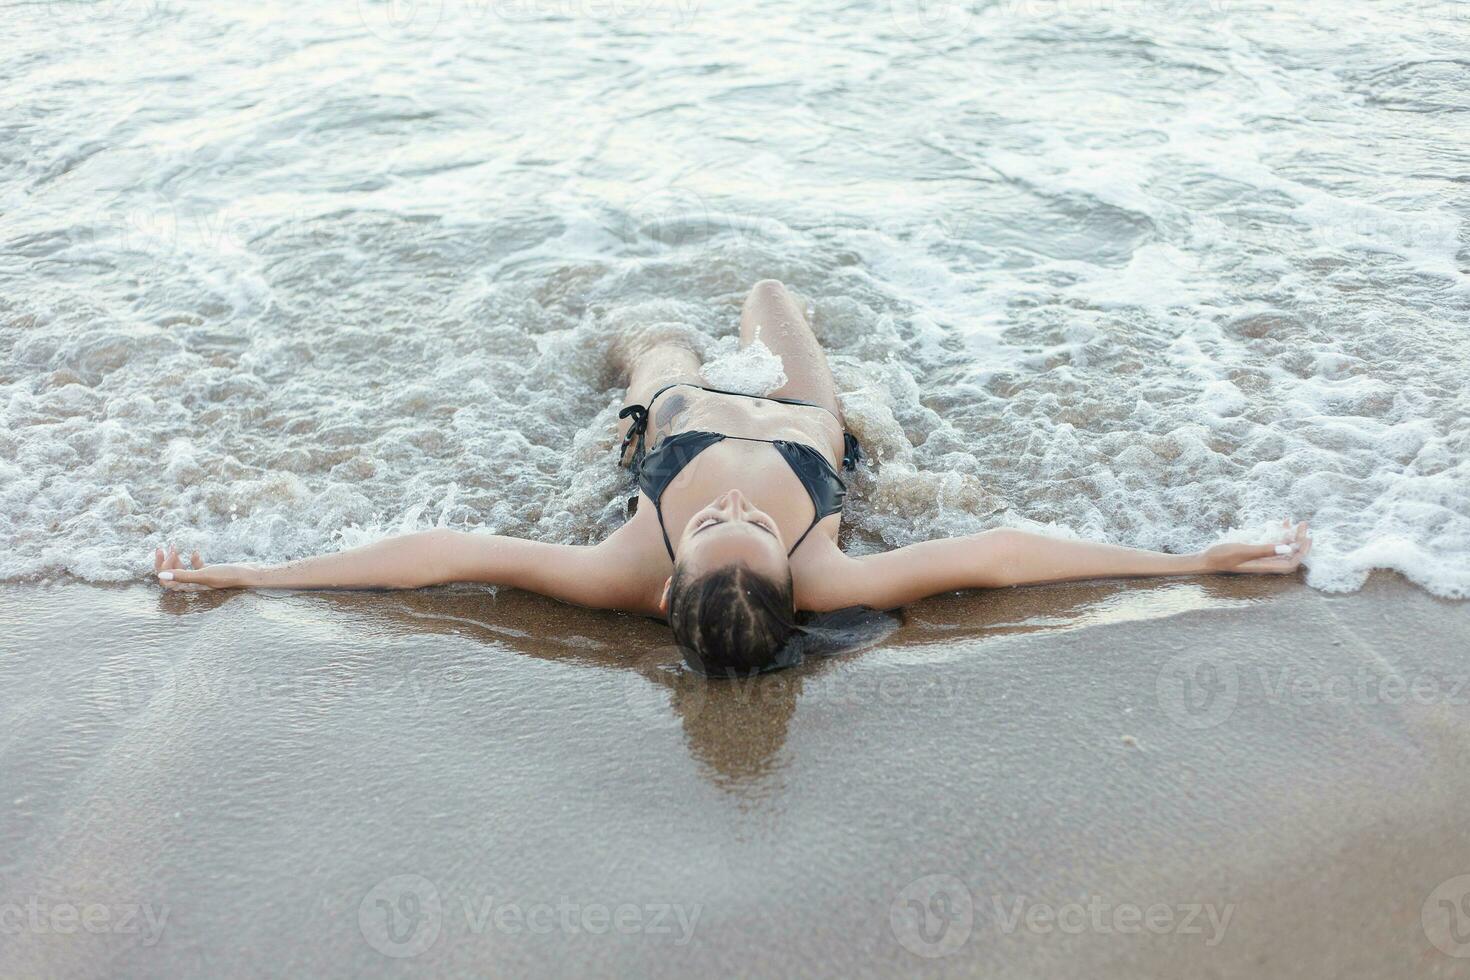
[737, 279, 842, 421]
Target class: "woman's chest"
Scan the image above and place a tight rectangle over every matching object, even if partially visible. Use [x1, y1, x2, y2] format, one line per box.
[652, 389, 839, 458]
[651, 441, 836, 545]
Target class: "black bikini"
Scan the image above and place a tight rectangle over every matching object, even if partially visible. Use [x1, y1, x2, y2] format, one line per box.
[620, 383, 862, 563]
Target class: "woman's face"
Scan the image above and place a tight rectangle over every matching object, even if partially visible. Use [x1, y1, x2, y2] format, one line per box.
[673, 488, 790, 581]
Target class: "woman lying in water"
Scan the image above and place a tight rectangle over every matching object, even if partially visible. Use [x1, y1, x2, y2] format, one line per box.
[153, 279, 1312, 675]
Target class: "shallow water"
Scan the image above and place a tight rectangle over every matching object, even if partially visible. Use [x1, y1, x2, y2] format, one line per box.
[1, 578, 1467, 976]
[2, 0, 1467, 596]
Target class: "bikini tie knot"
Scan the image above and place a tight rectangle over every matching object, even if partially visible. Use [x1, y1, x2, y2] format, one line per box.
[619, 403, 650, 459]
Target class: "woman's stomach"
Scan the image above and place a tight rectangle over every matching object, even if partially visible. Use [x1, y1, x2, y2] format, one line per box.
[669, 390, 845, 466]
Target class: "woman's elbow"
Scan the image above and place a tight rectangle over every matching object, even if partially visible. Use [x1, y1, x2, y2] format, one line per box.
[970, 528, 1028, 588]
[392, 528, 464, 588]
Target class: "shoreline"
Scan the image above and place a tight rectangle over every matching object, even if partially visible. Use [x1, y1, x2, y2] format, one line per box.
[2, 572, 1467, 977]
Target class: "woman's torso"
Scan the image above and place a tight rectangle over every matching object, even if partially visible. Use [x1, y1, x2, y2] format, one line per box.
[648, 385, 846, 460]
[635, 386, 848, 556]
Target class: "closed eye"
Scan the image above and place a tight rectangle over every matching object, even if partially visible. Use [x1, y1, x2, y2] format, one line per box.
[694, 516, 778, 538]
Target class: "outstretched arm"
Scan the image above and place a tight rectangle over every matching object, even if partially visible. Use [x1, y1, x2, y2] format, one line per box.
[825, 520, 1311, 610]
[152, 528, 646, 610]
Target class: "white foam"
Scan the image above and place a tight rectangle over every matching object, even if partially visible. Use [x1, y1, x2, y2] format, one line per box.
[0, 0, 1465, 605]
[698, 331, 787, 396]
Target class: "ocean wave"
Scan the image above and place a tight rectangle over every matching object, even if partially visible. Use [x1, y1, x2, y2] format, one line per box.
[1, 0, 1466, 598]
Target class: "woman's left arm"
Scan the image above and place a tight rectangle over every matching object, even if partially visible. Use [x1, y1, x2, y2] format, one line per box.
[831, 520, 1311, 610]
[152, 527, 654, 611]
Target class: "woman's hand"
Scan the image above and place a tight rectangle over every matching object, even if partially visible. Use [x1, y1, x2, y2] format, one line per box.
[1202, 519, 1312, 575]
[154, 545, 256, 590]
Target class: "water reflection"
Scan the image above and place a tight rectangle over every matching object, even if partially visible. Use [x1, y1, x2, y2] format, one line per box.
[146, 575, 1282, 792]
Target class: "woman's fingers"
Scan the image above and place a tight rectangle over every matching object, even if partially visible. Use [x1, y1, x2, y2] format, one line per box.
[1228, 520, 1312, 574]
[157, 564, 207, 588]
[152, 543, 208, 588]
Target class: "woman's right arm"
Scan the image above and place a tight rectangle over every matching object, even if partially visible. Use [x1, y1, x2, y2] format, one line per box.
[801, 521, 1311, 611]
[153, 528, 646, 610]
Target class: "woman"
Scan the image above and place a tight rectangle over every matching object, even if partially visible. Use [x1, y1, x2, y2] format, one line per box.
[154, 279, 1312, 675]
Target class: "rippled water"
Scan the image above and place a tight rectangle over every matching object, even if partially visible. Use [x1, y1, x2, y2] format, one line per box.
[2, 0, 1467, 597]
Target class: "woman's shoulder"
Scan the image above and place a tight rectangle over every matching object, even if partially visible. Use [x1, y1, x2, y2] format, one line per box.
[790, 536, 868, 612]
[592, 512, 678, 614]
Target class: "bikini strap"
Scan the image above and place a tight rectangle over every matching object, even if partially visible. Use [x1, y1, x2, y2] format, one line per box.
[786, 516, 823, 557]
[652, 499, 677, 563]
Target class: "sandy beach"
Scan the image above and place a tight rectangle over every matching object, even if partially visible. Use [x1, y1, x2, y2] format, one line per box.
[5, 0, 1468, 975]
[3, 574, 1467, 977]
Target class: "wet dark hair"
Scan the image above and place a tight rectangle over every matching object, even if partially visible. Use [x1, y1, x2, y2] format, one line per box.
[668, 562, 796, 677]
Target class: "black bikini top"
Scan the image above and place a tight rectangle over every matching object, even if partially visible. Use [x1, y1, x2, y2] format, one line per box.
[619, 383, 862, 563]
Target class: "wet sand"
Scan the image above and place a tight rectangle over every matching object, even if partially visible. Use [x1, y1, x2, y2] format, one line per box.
[2, 574, 1468, 978]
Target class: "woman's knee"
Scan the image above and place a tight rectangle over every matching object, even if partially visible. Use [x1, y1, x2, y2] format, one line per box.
[746, 279, 790, 304]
